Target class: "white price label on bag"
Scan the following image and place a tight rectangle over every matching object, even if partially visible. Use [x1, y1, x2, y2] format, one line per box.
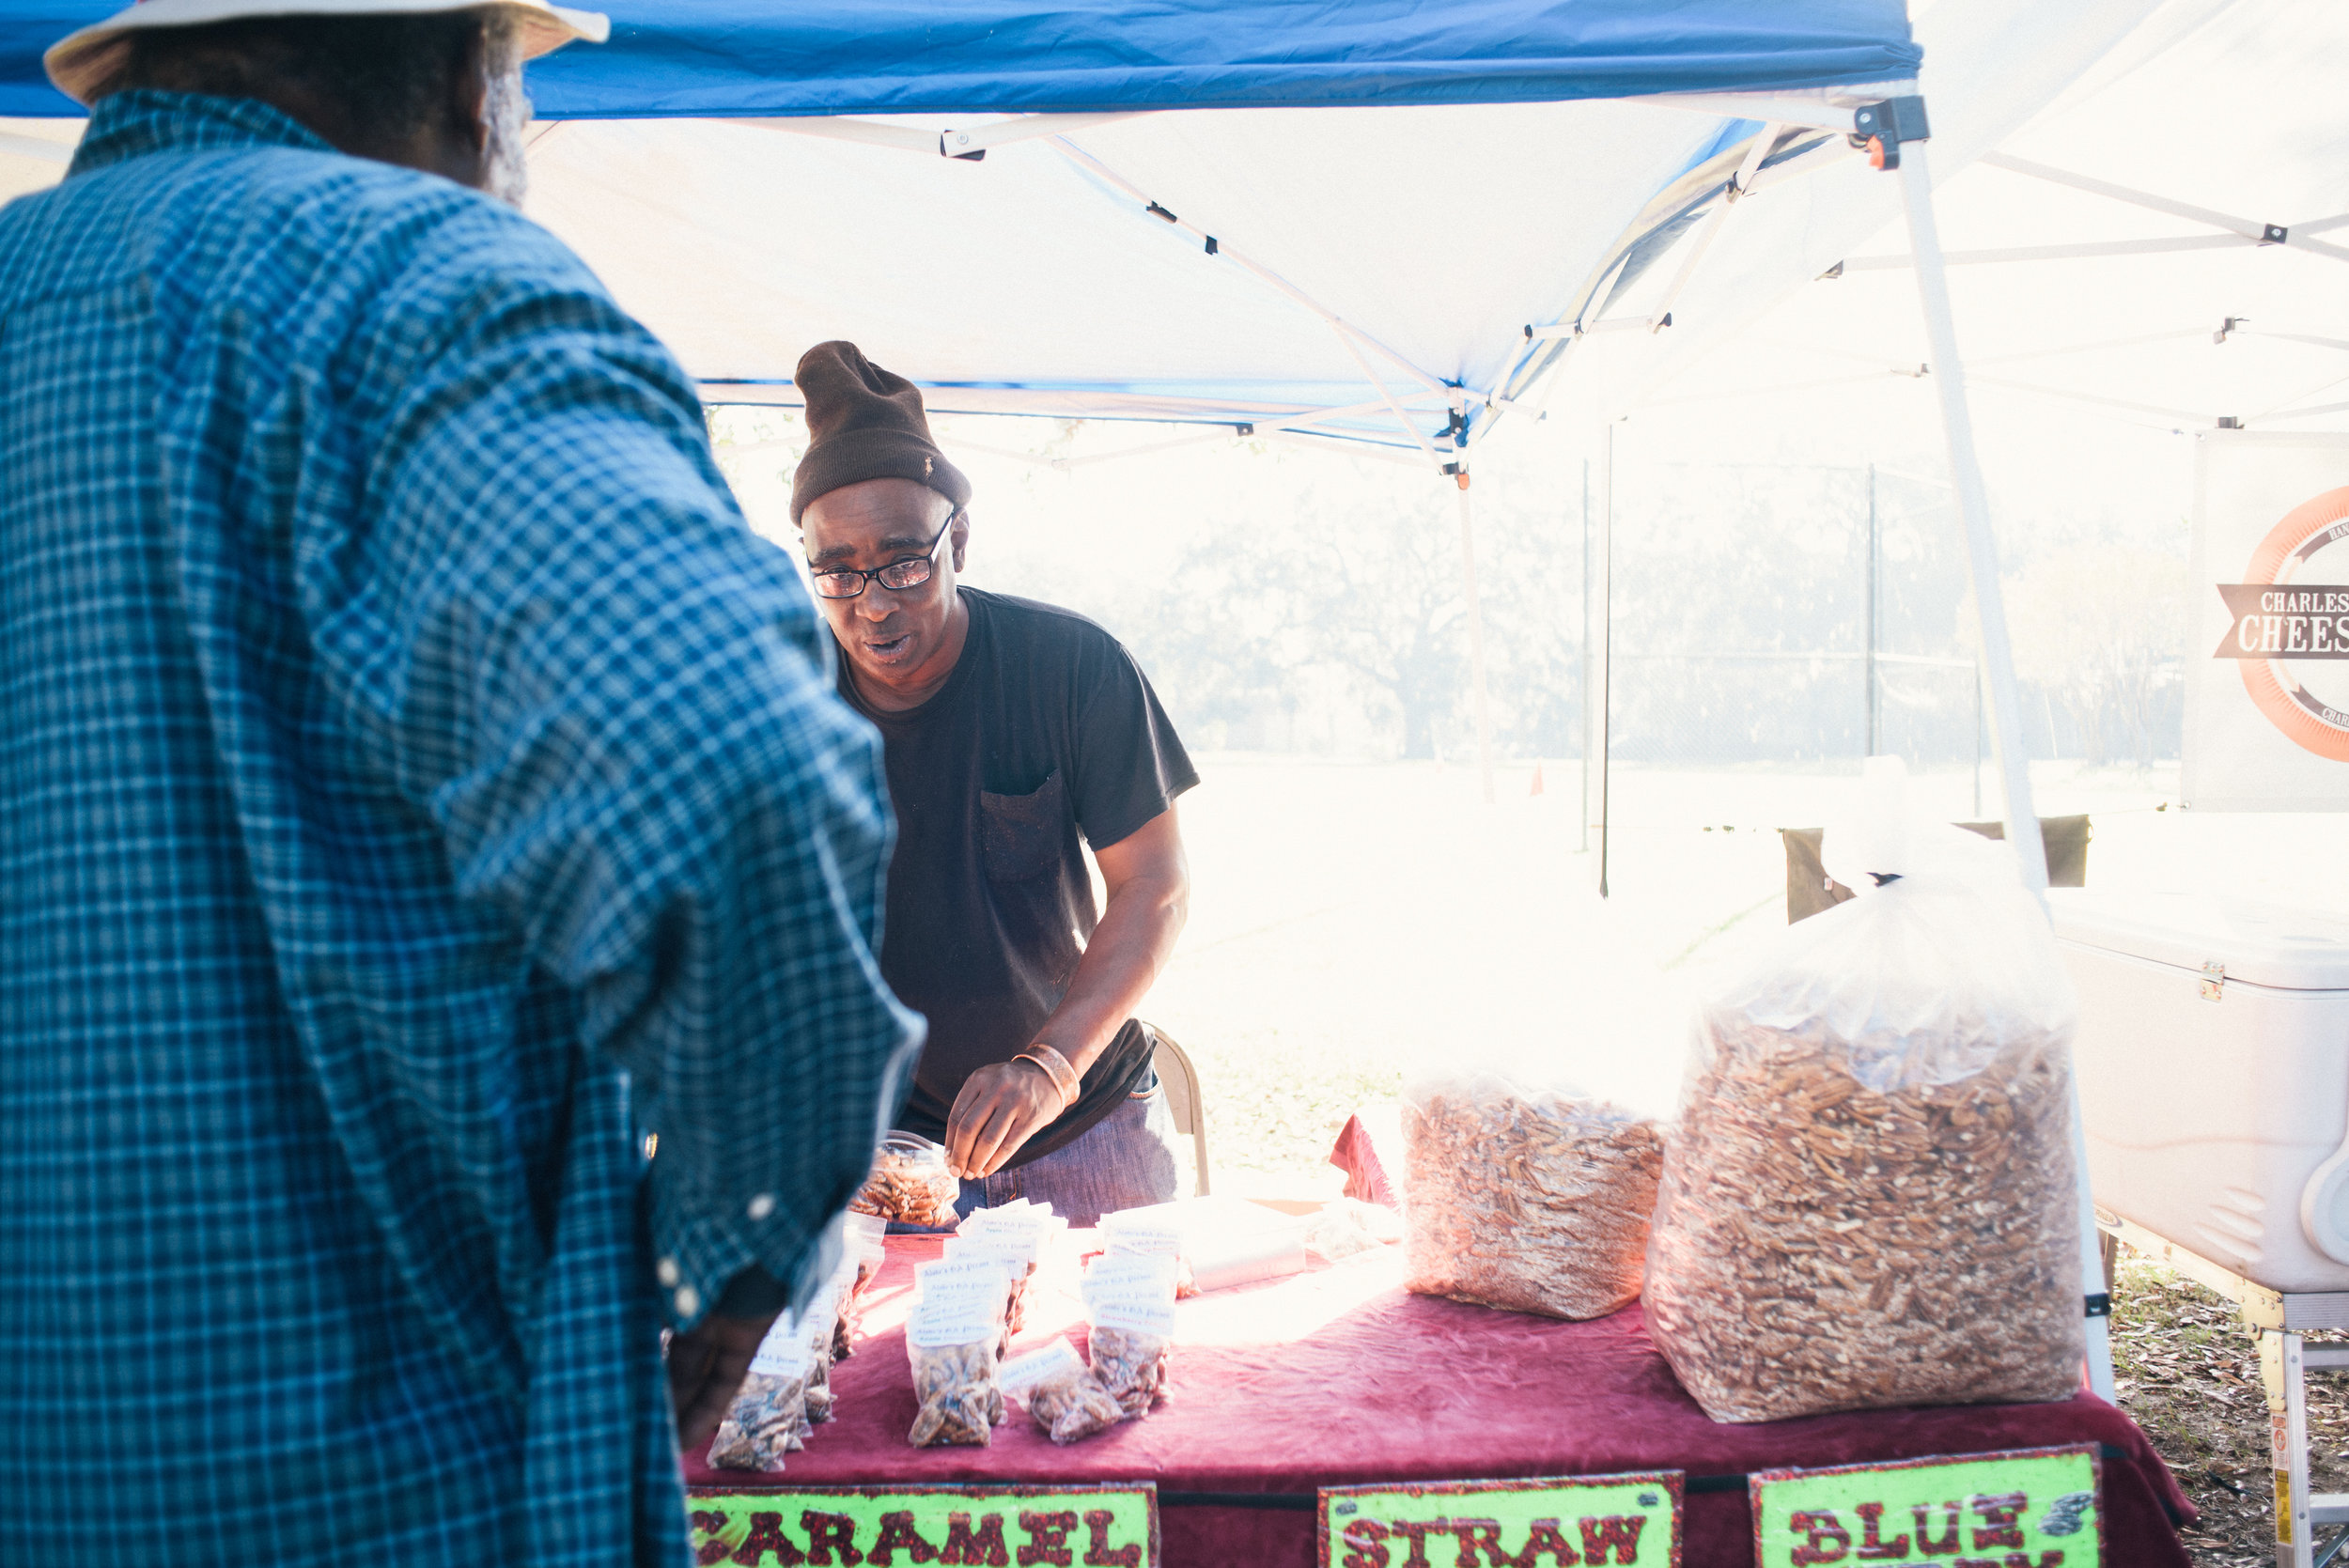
[747, 1311, 815, 1378]
[1083, 1252, 1178, 1336]
[909, 1260, 1008, 1348]
[944, 1232, 1034, 1276]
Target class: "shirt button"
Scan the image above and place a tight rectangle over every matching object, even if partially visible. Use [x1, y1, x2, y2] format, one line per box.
[675, 1284, 701, 1318]
[656, 1257, 681, 1288]
[747, 1192, 776, 1221]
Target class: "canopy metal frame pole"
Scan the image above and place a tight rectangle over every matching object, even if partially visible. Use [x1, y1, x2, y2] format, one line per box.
[1980, 149, 2349, 267]
[1046, 135, 1460, 412]
[1643, 123, 1782, 333]
[1895, 139, 2115, 1404]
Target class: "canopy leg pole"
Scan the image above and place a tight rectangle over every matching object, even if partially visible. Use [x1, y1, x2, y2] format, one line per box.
[1455, 473, 1497, 806]
[1580, 458, 1592, 853]
[1864, 463, 1877, 757]
[1898, 143, 2114, 1403]
[1592, 423, 1615, 896]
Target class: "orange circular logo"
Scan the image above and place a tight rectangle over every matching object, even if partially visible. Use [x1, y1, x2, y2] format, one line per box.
[2227, 486, 2349, 760]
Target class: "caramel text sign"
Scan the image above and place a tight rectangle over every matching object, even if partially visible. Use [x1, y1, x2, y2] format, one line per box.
[686, 1483, 1156, 1566]
[1318, 1472, 1683, 1567]
[1751, 1446, 2100, 1567]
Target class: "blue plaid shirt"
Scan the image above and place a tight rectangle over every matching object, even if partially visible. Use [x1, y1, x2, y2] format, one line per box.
[0, 91, 921, 1566]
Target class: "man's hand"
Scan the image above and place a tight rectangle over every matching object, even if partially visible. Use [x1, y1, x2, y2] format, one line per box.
[945, 1059, 1064, 1179]
[665, 1309, 779, 1451]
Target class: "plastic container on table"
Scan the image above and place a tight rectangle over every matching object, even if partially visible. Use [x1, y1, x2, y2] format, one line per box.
[2053, 888, 2349, 1293]
[1099, 1196, 1309, 1294]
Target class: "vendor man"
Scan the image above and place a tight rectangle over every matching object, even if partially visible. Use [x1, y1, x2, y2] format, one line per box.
[793, 341, 1198, 1225]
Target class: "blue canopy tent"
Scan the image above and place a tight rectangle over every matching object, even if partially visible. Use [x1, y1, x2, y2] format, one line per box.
[0, 0, 2155, 1400]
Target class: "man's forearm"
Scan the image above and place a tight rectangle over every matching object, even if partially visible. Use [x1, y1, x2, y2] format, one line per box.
[1031, 868, 1187, 1076]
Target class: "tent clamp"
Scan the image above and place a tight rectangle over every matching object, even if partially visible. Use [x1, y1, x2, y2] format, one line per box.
[1234, 423, 1254, 436]
[1819, 260, 1844, 280]
[2216, 316, 2250, 344]
[2217, 416, 2245, 429]
[2263, 224, 2290, 245]
[1205, 236, 1220, 256]
[1852, 95, 1930, 172]
[1146, 201, 1179, 224]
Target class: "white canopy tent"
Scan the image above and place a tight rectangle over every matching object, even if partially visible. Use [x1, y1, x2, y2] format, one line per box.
[1613, 0, 2349, 436]
[0, 0, 2198, 1407]
[1564, 0, 2349, 893]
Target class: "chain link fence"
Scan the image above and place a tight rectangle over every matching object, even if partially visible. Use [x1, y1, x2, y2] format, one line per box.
[1595, 460, 1984, 826]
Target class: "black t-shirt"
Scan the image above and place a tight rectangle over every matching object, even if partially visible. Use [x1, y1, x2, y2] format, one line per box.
[839, 588, 1199, 1166]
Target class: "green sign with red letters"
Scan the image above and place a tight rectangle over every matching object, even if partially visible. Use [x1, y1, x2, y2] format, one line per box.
[686, 1484, 1156, 1567]
[1750, 1446, 2101, 1568]
[1317, 1472, 1684, 1567]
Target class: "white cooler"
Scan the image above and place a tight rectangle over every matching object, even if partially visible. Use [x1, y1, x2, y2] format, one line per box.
[2052, 889, 2349, 1294]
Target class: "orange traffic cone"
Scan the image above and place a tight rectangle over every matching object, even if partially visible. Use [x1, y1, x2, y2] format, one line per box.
[1530, 762, 1546, 797]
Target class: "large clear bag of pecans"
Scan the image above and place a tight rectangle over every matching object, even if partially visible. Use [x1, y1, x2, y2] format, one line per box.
[1402, 1073, 1665, 1321]
[1644, 763, 2085, 1423]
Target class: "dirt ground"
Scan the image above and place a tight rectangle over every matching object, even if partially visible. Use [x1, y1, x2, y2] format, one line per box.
[2112, 1249, 2349, 1566]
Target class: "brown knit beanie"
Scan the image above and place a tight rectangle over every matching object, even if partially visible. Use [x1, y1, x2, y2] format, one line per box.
[790, 341, 972, 523]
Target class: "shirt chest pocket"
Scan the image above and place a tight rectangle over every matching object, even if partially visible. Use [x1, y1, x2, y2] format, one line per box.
[978, 771, 1066, 884]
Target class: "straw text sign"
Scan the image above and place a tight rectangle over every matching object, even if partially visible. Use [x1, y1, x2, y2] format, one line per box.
[1317, 1471, 1683, 1567]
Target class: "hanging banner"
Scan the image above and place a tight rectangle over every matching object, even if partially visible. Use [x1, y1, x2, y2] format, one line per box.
[1750, 1446, 2101, 1567]
[1318, 1472, 1683, 1567]
[2185, 430, 2349, 810]
[686, 1483, 1157, 1566]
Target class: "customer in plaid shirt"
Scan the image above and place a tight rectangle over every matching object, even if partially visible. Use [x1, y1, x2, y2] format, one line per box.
[1, 5, 921, 1564]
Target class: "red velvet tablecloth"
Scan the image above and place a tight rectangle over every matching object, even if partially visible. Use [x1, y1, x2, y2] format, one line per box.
[686, 1234, 2191, 1567]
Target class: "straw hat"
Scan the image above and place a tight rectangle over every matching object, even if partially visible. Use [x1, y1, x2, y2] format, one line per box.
[46, 0, 610, 106]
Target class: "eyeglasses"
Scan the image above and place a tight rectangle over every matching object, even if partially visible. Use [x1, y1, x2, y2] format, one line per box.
[807, 510, 961, 600]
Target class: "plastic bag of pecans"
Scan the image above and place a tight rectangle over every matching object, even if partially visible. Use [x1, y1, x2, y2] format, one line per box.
[850, 1133, 962, 1228]
[707, 1305, 820, 1470]
[1000, 1338, 1124, 1446]
[1081, 1251, 1178, 1419]
[1644, 765, 2085, 1423]
[905, 1259, 1010, 1446]
[1402, 1076, 1664, 1321]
